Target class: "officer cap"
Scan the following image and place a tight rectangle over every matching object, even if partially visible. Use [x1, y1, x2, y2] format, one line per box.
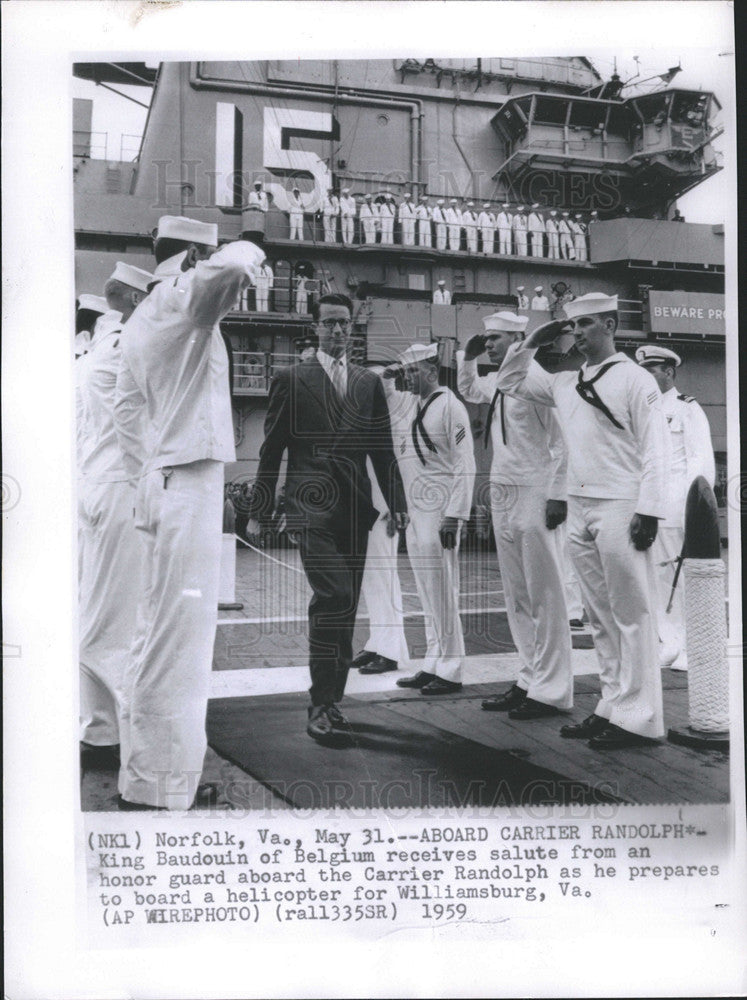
[635, 344, 682, 368]
[483, 311, 528, 334]
[77, 294, 108, 315]
[564, 292, 618, 320]
[399, 342, 439, 366]
[156, 215, 218, 247]
[108, 262, 154, 292]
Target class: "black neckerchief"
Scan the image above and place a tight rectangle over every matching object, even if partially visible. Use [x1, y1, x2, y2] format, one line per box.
[575, 360, 624, 429]
[411, 390, 444, 465]
[485, 387, 507, 448]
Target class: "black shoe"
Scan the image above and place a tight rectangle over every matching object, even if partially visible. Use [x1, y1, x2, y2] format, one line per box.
[326, 704, 351, 730]
[80, 742, 121, 768]
[191, 782, 221, 807]
[307, 705, 350, 745]
[560, 713, 608, 739]
[588, 724, 658, 750]
[508, 698, 561, 720]
[396, 670, 436, 689]
[569, 619, 585, 631]
[359, 655, 398, 675]
[421, 677, 463, 695]
[481, 684, 527, 712]
[352, 649, 377, 669]
[117, 795, 166, 811]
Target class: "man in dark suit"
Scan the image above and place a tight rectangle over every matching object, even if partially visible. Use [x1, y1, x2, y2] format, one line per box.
[247, 294, 408, 744]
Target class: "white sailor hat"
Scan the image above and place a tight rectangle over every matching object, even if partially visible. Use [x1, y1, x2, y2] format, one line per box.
[549, 209, 557, 215]
[399, 342, 439, 366]
[77, 294, 108, 315]
[517, 205, 525, 211]
[420, 193, 428, 200]
[253, 180, 263, 187]
[563, 292, 618, 320]
[404, 191, 412, 197]
[562, 210, 570, 217]
[635, 344, 681, 367]
[516, 285, 525, 291]
[590, 210, 599, 216]
[450, 198, 458, 203]
[156, 215, 218, 247]
[108, 262, 154, 292]
[575, 213, 582, 218]
[467, 201, 475, 207]
[531, 203, 540, 209]
[483, 311, 528, 334]
[342, 187, 350, 193]
[534, 285, 543, 292]
[437, 199, 445, 205]
[365, 193, 372, 199]
[437, 279, 446, 285]
[502, 203, 510, 208]
[483, 202, 491, 208]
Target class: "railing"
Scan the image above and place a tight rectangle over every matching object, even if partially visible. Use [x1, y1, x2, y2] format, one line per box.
[73, 129, 107, 159]
[233, 351, 296, 395]
[235, 275, 324, 314]
[617, 298, 644, 333]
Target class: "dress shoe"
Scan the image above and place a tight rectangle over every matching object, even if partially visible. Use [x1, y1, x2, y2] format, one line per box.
[359, 655, 397, 675]
[569, 618, 585, 631]
[588, 724, 657, 750]
[560, 713, 608, 739]
[352, 649, 377, 669]
[191, 782, 221, 807]
[421, 677, 463, 695]
[117, 795, 166, 811]
[326, 704, 351, 730]
[481, 684, 527, 712]
[307, 705, 350, 745]
[80, 742, 121, 768]
[508, 698, 560, 720]
[396, 670, 436, 689]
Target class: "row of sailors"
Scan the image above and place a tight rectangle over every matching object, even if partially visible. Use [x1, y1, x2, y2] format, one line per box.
[279, 184, 596, 259]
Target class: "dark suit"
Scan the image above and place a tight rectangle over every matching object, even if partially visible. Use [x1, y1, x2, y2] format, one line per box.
[249, 356, 407, 706]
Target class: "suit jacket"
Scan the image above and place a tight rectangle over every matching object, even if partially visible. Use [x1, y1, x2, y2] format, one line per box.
[249, 357, 407, 535]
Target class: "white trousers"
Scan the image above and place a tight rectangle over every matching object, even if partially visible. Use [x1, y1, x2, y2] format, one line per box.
[514, 231, 528, 256]
[651, 525, 686, 667]
[120, 460, 224, 809]
[255, 288, 269, 311]
[402, 219, 415, 246]
[418, 221, 432, 247]
[323, 216, 337, 242]
[498, 228, 512, 254]
[79, 479, 142, 746]
[465, 228, 478, 253]
[435, 223, 447, 249]
[290, 215, 303, 240]
[295, 290, 308, 314]
[530, 233, 544, 257]
[448, 225, 461, 250]
[560, 234, 576, 260]
[359, 515, 409, 665]
[568, 496, 664, 738]
[341, 216, 354, 244]
[556, 521, 585, 620]
[574, 234, 587, 261]
[362, 219, 377, 244]
[406, 512, 464, 682]
[492, 484, 572, 709]
[380, 217, 394, 243]
[481, 229, 494, 254]
[547, 233, 560, 259]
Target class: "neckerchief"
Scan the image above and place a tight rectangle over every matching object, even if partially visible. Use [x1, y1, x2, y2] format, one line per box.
[411, 391, 444, 465]
[575, 360, 624, 429]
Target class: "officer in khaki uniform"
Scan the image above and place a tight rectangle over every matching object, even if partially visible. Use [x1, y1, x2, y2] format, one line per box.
[496, 293, 668, 748]
[635, 344, 716, 670]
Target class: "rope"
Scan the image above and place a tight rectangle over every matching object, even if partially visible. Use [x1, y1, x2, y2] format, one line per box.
[683, 558, 729, 732]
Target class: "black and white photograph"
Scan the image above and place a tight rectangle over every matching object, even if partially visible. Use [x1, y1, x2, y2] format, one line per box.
[4, 2, 744, 997]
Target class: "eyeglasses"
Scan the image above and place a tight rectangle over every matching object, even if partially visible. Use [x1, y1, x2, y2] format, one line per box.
[318, 318, 352, 331]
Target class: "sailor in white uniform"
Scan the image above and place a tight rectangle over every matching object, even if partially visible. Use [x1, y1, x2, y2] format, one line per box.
[416, 195, 432, 247]
[295, 273, 309, 314]
[545, 210, 560, 260]
[446, 199, 462, 251]
[360, 194, 379, 244]
[77, 267, 152, 755]
[458, 313, 572, 718]
[515, 286, 529, 310]
[512, 205, 528, 256]
[461, 202, 478, 253]
[288, 186, 304, 240]
[573, 213, 588, 262]
[636, 344, 716, 670]
[75, 294, 109, 359]
[496, 203, 513, 255]
[433, 280, 451, 305]
[384, 343, 475, 694]
[113, 216, 265, 809]
[379, 192, 396, 244]
[321, 190, 339, 243]
[433, 199, 447, 250]
[558, 211, 576, 260]
[496, 292, 668, 748]
[528, 204, 545, 257]
[248, 181, 269, 213]
[339, 188, 356, 245]
[531, 286, 550, 311]
[399, 192, 417, 246]
[478, 203, 495, 254]
[254, 260, 274, 312]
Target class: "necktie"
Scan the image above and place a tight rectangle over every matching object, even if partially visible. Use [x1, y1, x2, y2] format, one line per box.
[485, 388, 506, 448]
[331, 359, 346, 400]
[575, 361, 624, 428]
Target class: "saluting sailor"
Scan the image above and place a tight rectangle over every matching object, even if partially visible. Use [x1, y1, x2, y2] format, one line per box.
[496, 293, 668, 749]
[77, 264, 152, 762]
[113, 215, 265, 808]
[383, 343, 476, 695]
[432, 198, 448, 250]
[478, 203, 495, 254]
[528, 204, 545, 257]
[496, 203, 513, 255]
[635, 344, 716, 670]
[457, 313, 573, 719]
